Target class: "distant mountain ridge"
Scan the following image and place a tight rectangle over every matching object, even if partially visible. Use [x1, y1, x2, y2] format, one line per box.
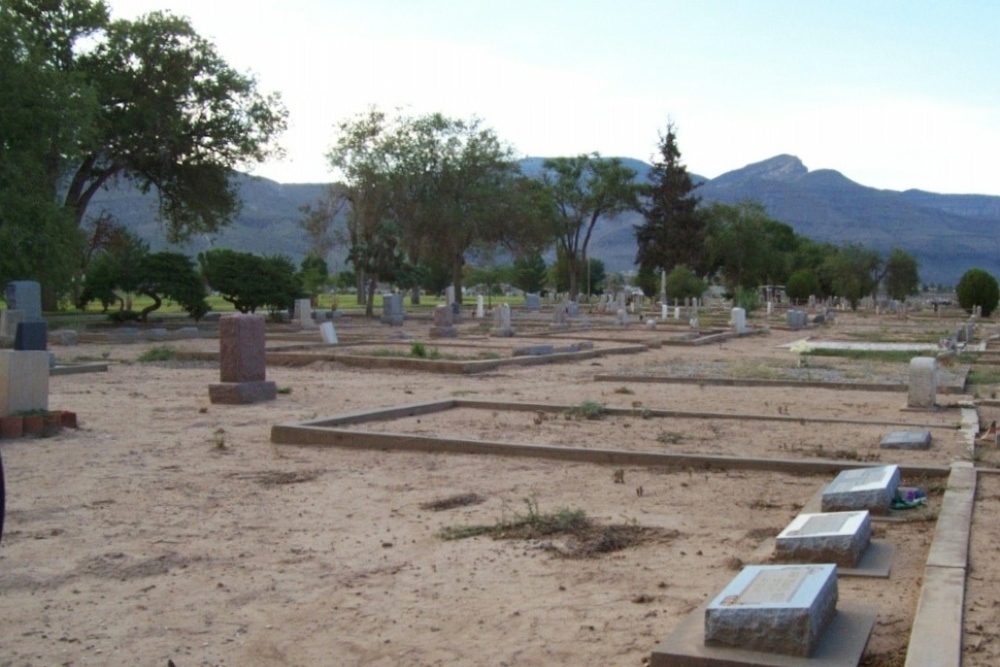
[92, 155, 1000, 286]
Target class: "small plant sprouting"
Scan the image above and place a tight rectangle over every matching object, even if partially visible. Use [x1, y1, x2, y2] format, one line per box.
[276, 386, 292, 395]
[213, 428, 227, 450]
[138, 346, 175, 362]
[614, 386, 635, 395]
[410, 341, 427, 358]
[565, 400, 606, 420]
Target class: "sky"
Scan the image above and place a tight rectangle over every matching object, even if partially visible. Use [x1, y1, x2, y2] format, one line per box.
[106, 0, 1000, 195]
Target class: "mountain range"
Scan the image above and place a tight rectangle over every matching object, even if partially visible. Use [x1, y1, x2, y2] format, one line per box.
[92, 154, 1000, 287]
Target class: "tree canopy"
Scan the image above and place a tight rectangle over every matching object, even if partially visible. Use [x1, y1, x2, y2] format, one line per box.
[1, 0, 286, 299]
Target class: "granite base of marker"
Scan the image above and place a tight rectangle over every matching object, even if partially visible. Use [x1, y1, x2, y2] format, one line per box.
[775, 512, 871, 568]
[209, 381, 277, 405]
[651, 603, 877, 667]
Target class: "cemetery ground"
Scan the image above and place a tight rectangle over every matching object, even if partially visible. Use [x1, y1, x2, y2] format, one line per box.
[0, 308, 998, 667]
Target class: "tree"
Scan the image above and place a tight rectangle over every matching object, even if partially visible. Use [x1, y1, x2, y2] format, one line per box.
[200, 249, 300, 314]
[299, 254, 329, 303]
[3, 0, 286, 302]
[634, 121, 707, 276]
[883, 248, 921, 301]
[705, 201, 796, 293]
[664, 265, 706, 303]
[298, 184, 346, 263]
[551, 251, 606, 295]
[785, 269, 820, 304]
[956, 268, 999, 317]
[540, 153, 640, 300]
[346, 221, 409, 316]
[824, 243, 881, 309]
[133, 252, 208, 321]
[512, 253, 547, 294]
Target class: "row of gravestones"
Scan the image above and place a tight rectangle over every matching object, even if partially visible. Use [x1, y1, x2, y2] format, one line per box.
[654, 464, 904, 662]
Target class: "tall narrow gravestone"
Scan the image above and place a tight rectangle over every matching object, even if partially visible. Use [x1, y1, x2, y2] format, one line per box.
[731, 307, 747, 334]
[704, 564, 838, 657]
[381, 294, 404, 326]
[491, 303, 514, 337]
[208, 315, 276, 405]
[907, 357, 937, 409]
[775, 511, 872, 567]
[294, 299, 315, 329]
[429, 304, 457, 338]
[551, 302, 569, 330]
[821, 465, 900, 514]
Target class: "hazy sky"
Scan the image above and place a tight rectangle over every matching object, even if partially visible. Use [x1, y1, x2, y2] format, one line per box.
[106, 1, 1000, 195]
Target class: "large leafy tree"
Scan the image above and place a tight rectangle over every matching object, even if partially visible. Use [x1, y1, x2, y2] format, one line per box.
[200, 248, 300, 315]
[541, 153, 640, 300]
[2, 0, 286, 300]
[705, 200, 797, 292]
[634, 122, 707, 277]
[824, 243, 882, 309]
[883, 248, 920, 301]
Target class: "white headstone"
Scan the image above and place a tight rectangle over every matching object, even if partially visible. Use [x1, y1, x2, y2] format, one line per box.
[661, 304, 668, 320]
[445, 285, 456, 306]
[731, 307, 747, 334]
[0, 350, 50, 416]
[476, 295, 485, 319]
[295, 299, 315, 329]
[674, 306, 681, 320]
[907, 357, 937, 409]
[319, 321, 338, 345]
[767, 301, 773, 316]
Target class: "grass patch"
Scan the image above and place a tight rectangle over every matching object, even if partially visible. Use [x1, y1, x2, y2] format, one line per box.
[137, 346, 175, 362]
[437, 497, 665, 558]
[420, 492, 486, 512]
[565, 400, 606, 420]
[968, 368, 1000, 385]
[613, 386, 635, 395]
[803, 348, 927, 363]
[276, 386, 292, 395]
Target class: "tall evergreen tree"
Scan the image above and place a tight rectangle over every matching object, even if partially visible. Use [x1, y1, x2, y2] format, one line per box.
[634, 121, 707, 277]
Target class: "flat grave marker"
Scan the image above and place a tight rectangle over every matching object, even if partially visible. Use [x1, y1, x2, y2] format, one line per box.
[775, 511, 871, 568]
[822, 464, 900, 513]
[880, 430, 932, 450]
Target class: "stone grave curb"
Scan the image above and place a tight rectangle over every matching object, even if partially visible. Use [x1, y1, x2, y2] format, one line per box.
[49, 363, 109, 376]
[903, 462, 975, 667]
[270, 398, 951, 479]
[593, 374, 969, 394]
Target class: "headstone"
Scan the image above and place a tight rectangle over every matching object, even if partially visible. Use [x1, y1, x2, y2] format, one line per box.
[767, 301, 773, 316]
[880, 430, 932, 450]
[787, 310, 808, 330]
[615, 308, 628, 327]
[294, 299, 316, 329]
[645, 318, 657, 330]
[14, 322, 47, 351]
[821, 465, 900, 514]
[661, 269, 667, 303]
[430, 304, 457, 338]
[445, 285, 456, 307]
[0, 309, 24, 339]
[147, 328, 168, 342]
[775, 511, 872, 567]
[689, 317, 699, 329]
[907, 357, 937, 409]
[661, 304, 668, 320]
[808, 295, 817, 310]
[731, 307, 747, 334]
[319, 321, 338, 345]
[567, 301, 580, 318]
[381, 294, 404, 326]
[525, 293, 541, 311]
[704, 564, 838, 657]
[674, 306, 681, 320]
[491, 303, 514, 337]
[0, 350, 49, 416]
[208, 315, 276, 405]
[476, 295, 485, 319]
[55, 330, 79, 346]
[5, 281, 42, 321]
[551, 302, 569, 330]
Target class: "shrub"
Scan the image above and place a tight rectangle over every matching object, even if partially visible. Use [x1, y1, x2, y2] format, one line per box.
[138, 346, 175, 362]
[785, 269, 819, 304]
[956, 268, 999, 317]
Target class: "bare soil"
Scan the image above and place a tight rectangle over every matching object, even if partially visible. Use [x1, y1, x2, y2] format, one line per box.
[0, 310, 992, 667]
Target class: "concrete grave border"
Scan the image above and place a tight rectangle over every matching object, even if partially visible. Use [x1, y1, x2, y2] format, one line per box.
[593, 373, 969, 394]
[271, 399, 952, 478]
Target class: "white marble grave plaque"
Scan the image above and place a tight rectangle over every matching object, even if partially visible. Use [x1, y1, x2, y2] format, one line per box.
[822, 465, 899, 513]
[776, 511, 871, 567]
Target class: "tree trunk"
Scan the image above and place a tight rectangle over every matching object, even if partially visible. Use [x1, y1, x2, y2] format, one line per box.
[566, 253, 580, 302]
[452, 254, 465, 305]
[410, 286, 420, 305]
[365, 277, 376, 317]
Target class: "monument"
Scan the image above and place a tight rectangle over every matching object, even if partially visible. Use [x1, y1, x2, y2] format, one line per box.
[208, 315, 277, 405]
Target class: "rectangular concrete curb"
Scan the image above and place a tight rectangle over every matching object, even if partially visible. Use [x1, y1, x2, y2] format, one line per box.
[925, 463, 976, 569]
[903, 462, 975, 667]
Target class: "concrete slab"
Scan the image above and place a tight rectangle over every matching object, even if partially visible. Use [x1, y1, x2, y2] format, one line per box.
[925, 462, 975, 569]
[879, 430, 932, 450]
[903, 566, 965, 667]
[650, 602, 877, 667]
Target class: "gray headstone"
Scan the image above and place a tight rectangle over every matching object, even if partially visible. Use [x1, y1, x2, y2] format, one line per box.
[907, 357, 937, 409]
[821, 465, 900, 513]
[0, 309, 24, 338]
[319, 321, 338, 345]
[880, 430, 932, 450]
[705, 564, 838, 657]
[5, 281, 42, 321]
[525, 293, 541, 311]
[775, 511, 871, 567]
[0, 350, 49, 416]
[381, 294, 404, 326]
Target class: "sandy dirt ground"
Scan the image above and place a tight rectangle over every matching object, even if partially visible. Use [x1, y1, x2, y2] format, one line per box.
[0, 309, 993, 667]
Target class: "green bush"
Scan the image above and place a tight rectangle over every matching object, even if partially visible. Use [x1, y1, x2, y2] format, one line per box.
[785, 269, 819, 304]
[956, 268, 999, 317]
[138, 346, 175, 362]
